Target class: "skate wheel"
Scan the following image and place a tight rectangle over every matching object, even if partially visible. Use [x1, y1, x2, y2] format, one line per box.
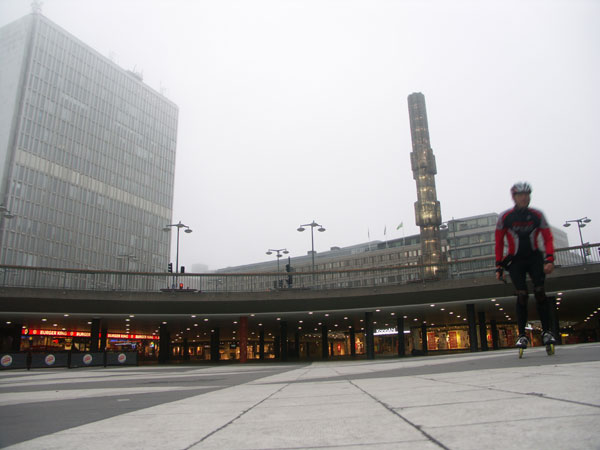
[546, 344, 554, 356]
[518, 348, 524, 359]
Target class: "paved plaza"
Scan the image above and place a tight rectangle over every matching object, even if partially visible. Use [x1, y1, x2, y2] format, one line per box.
[1, 343, 599, 449]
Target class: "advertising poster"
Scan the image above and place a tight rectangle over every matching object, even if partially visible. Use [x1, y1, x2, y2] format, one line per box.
[448, 331, 458, 349]
[427, 332, 437, 350]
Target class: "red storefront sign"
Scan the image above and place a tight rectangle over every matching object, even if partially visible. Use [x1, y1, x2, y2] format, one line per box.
[23, 329, 158, 340]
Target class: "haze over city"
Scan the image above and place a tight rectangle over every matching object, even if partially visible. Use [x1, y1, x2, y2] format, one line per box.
[1, 0, 598, 271]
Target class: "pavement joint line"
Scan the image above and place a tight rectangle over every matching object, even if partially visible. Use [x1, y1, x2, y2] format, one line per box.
[182, 367, 313, 450]
[423, 411, 600, 430]
[222, 438, 430, 450]
[414, 375, 600, 410]
[338, 371, 450, 450]
[393, 395, 524, 410]
[180, 385, 287, 449]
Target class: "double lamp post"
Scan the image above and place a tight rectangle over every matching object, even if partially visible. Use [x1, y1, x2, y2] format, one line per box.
[163, 221, 192, 288]
[563, 217, 592, 264]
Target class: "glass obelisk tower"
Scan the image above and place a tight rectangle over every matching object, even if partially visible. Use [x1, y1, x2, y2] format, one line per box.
[408, 92, 443, 278]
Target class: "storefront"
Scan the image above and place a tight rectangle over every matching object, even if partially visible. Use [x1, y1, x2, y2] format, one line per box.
[21, 328, 158, 355]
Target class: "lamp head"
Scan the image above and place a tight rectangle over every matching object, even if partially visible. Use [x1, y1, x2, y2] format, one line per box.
[162, 227, 171, 232]
[283, 250, 289, 254]
[318, 227, 326, 232]
[184, 228, 192, 233]
[563, 223, 571, 228]
[266, 251, 272, 255]
[583, 218, 592, 223]
[297, 227, 305, 232]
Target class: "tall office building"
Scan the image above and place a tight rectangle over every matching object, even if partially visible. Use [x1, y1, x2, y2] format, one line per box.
[407, 92, 442, 277]
[0, 12, 178, 279]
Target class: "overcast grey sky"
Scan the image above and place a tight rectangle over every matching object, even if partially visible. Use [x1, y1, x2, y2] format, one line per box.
[1, 0, 599, 270]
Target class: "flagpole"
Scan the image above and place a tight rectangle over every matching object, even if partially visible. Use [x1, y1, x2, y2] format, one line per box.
[384, 225, 388, 248]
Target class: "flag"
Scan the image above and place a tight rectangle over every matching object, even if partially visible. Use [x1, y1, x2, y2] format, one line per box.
[396, 222, 404, 230]
[384, 226, 387, 236]
[368, 228, 370, 239]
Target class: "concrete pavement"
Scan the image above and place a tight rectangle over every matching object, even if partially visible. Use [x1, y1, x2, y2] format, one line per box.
[1, 343, 600, 449]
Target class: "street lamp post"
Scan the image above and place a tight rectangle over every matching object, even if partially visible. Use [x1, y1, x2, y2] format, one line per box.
[297, 221, 326, 283]
[163, 221, 192, 288]
[266, 248, 289, 272]
[267, 248, 289, 289]
[563, 217, 592, 264]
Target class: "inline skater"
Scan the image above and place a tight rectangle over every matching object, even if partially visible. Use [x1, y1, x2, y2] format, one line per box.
[495, 182, 556, 354]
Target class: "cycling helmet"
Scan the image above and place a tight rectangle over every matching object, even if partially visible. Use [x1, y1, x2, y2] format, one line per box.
[510, 182, 532, 195]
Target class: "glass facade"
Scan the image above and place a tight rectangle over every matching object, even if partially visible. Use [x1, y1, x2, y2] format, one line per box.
[0, 14, 177, 279]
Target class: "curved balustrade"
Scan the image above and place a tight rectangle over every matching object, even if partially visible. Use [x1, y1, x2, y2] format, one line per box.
[0, 244, 598, 293]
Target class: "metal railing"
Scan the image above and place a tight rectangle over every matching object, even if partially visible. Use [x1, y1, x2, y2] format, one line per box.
[0, 244, 597, 293]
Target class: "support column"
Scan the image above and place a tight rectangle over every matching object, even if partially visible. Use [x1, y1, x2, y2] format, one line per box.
[365, 312, 375, 360]
[280, 321, 288, 361]
[294, 331, 300, 358]
[466, 304, 478, 352]
[183, 338, 190, 360]
[349, 327, 356, 357]
[274, 336, 280, 359]
[259, 329, 265, 360]
[10, 324, 22, 352]
[421, 323, 428, 354]
[90, 319, 100, 352]
[239, 316, 248, 363]
[100, 326, 107, 352]
[397, 317, 405, 357]
[321, 325, 328, 359]
[490, 320, 499, 350]
[478, 311, 488, 351]
[158, 323, 170, 364]
[210, 327, 220, 362]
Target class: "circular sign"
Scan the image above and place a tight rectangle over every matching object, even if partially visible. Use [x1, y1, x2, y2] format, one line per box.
[117, 353, 127, 364]
[1, 354, 12, 367]
[82, 354, 93, 365]
[45, 354, 56, 366]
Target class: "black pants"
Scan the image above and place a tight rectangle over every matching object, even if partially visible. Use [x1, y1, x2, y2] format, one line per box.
[508, 251, 551, 336]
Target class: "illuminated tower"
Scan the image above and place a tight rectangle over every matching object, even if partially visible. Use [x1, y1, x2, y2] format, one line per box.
[407, 92, 443, 277]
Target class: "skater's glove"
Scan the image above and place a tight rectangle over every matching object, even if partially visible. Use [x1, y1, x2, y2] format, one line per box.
[495, 266, 504, 278]
[500, 255, 513, 268]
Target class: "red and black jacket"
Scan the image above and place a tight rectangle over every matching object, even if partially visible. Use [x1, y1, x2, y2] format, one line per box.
[495, 207, 554, 267]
